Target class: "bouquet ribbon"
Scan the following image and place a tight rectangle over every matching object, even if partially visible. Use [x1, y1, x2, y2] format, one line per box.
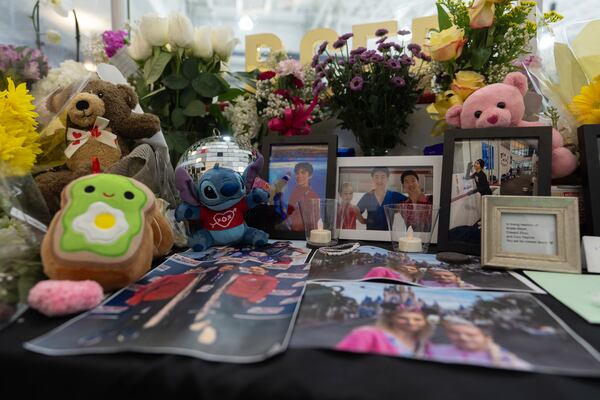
[267, 96, 319, 136]
[64, 117, 118, 159]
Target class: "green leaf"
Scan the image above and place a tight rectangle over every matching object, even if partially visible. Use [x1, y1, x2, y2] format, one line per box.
[144, 51, 173, 84]
[140, 86, 166, 100]
[218, 88, 245, 102]
[163, 74, 189, 90]
[183, 100, 206, 117]
[470, 47, 492, 70]
[180, 87, 197, 107]
[436, 4, 452, 30]
[182, 58, 199, 80]
[171, 107, 186, 129]
[191, 73, 229, 98]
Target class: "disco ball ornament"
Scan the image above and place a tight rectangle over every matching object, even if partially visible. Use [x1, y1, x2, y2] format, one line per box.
[176, 129, 254, 183]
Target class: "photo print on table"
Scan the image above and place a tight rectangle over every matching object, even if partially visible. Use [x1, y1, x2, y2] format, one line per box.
[336, 156, 442, 242]
[25, 241, 310, 363]
[438, 128, 552, 255]
[308, 245, 542, 293]
[259, 135, 337, 240]
[291, 281, 600, 376]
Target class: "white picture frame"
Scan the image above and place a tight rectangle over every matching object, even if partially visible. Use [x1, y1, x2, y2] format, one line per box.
[482, 196, 581, 273]
[335, 156, 443, 242]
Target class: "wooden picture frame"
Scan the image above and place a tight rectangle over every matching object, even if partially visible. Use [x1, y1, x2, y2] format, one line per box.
[578, 124, 600, 236]
[482, 196, 581, 273]
[260, 135, 338, 240]
[438, 127, 553, 255]
[335, 156, 443, 242]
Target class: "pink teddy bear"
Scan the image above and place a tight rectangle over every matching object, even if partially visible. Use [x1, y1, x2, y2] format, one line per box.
[445, 72, 577, 178]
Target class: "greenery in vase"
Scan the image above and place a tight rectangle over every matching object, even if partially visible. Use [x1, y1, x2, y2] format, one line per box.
[311, 30, 426, 156]
[127, 13, 246, 162]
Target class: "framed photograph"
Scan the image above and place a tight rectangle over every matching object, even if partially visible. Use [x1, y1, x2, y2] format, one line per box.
[438, 128, 552, 255]
[481, 196, 581, 273]
[578, 124, 600, 236]
[335, 156, 443, 241]
[261, 135, 337, 240]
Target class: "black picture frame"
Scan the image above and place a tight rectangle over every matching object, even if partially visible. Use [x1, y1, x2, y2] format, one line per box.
[259, 134, 338, 240]
[438, 127, 553, 255]
[578, 124, 600, 236]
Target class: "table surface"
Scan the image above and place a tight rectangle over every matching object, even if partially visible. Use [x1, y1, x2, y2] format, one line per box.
[2, 247, 600, 399]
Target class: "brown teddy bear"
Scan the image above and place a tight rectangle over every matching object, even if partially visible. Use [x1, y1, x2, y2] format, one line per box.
[35, 79, 161, 213]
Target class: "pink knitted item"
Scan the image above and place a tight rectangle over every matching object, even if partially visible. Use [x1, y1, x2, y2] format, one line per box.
[28, 280, 104, 317]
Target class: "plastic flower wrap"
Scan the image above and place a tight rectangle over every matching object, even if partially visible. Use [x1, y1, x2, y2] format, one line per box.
[0, 78, 47, 328]
[524, 18, 600, 145]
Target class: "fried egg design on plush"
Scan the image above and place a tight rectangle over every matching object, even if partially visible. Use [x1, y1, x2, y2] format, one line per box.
[72, 201, 129, 244]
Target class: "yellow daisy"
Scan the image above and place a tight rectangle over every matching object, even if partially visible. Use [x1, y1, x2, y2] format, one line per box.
[569, 76, 600, 125]
[0, 78, 41, 176]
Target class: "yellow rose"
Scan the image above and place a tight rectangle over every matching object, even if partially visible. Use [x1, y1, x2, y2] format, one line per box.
[469, 0, 502, 29]
[426, 90, 464, 120]
[426, 26, 466, 62]
[450, 71, 486, 100]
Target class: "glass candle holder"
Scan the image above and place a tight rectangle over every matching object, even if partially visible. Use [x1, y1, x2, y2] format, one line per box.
[299, 198, 340, 248]
[384, 203, 440, 253]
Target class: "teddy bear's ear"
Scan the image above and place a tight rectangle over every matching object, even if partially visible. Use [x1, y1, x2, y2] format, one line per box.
[116, 84, 139, 109]
[445, 105, 463, 127]
[503, 72, 528, 96]
[46, 86, 70, 113]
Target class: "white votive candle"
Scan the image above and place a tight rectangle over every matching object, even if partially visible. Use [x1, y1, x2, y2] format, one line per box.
[310, 218, 331, 244]
[398, 226, 422, 252]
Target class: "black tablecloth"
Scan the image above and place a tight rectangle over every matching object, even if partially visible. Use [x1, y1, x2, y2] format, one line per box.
[2, 248, 600, 399]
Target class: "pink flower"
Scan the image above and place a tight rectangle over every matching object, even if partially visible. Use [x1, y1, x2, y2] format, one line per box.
[268, 96, 319, 136]
[22, 60, 40, 81]
[102, 29, 128, 58]
[276, 59, 304, 81]
[258, 70, 276, 80]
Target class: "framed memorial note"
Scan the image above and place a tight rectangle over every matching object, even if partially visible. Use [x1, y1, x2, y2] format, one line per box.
[482, 196, 581, 273]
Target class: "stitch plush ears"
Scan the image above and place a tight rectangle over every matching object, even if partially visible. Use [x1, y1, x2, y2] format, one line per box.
[175, 167, 201, 206]
[242, 150, 264, 192]
[503, 72, 528, 96]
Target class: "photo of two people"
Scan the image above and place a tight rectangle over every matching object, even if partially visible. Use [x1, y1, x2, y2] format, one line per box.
[291, 281, 600, 376]
[337, 166, 434, 232]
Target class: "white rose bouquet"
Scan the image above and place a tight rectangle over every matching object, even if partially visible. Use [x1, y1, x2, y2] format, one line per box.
[128, 12, 243, 162]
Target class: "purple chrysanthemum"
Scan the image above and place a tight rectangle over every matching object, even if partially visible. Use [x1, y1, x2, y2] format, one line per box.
[375, 28, 389, 37]
[349, 76, 364, 91]
[386, 59, 402, 70]
[390, 76, 406, 88]
[369, 54, 384, 63]
[397, 29, 411, 35]
[350, 46, 367, 56]
[393, 43, 403, 52]
[407, 43, 422, 54]
[375, 36, 387, 44]
[333, 39, 346, 49]
[420, 54, 432, 62]
[399, 54, 415, 66]
[339, 59, 346, 66]
[377, 42, 394, 52]
[339, 33, 354, 40]
[102, 29, 128, 58]
[317, 41, 328, 55]
[312, 80, 326, 96]
[311, 54, 320, 68]
[359, 50, 376, 62]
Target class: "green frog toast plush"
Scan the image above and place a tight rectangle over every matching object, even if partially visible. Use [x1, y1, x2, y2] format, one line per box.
[42, 173, 156, 290]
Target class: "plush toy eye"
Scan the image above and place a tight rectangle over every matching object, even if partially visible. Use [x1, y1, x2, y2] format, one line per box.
[97, 92, 104, 98]
[84, 185, 95, 193]
[124, 191, 134, 200]
[474, 111, 482, 118]
[497, 102, 506, 109]
[203, 186, 217, 199]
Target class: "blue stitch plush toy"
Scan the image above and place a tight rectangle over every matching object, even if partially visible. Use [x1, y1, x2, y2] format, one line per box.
[175, 154, 269, 251]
